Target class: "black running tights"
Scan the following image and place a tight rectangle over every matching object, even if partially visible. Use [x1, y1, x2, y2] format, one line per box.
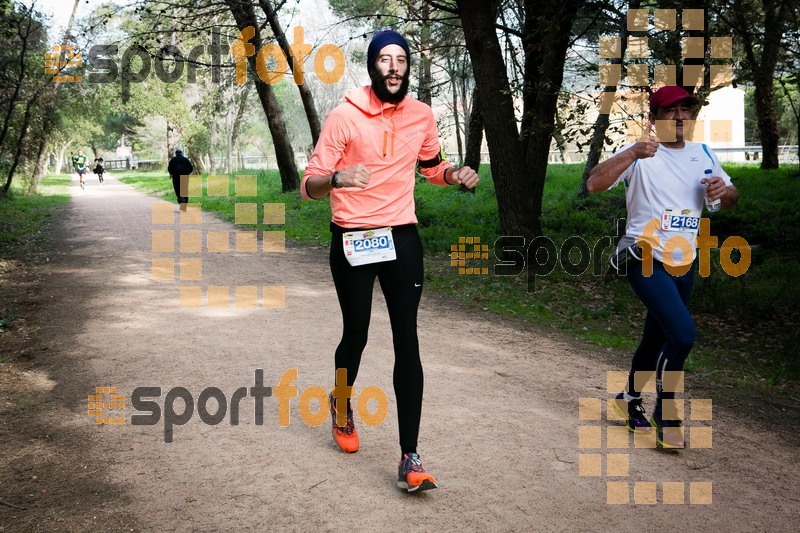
[329, 223, 424, 455]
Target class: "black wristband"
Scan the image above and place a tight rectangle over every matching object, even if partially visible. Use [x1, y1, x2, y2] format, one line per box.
[331, 170, 342, 188]
[444, 167, 455, 185]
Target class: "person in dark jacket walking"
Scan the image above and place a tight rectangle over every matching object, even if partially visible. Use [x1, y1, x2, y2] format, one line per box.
[167, 148, 194, 211]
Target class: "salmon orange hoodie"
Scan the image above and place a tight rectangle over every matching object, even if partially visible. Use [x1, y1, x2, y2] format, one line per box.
[302, 86, 452, 228]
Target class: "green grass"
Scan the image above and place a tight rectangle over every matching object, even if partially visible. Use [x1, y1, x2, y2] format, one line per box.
[119, 164, 800, 396]
[0, 175, 71, 259]
[0, 175, 71, 336]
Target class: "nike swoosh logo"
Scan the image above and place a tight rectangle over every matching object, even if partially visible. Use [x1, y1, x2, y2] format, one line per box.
[414, 283, 422, 287]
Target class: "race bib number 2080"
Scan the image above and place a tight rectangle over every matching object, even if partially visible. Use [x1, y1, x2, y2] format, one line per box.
[342, 227, 396, 267]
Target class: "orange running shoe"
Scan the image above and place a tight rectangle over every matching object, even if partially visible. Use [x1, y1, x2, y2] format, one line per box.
[329, 394, 359, 453]
[397, 453, 438, 493]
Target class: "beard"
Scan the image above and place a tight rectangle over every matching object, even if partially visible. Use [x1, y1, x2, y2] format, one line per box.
[369, 66, 410, 105]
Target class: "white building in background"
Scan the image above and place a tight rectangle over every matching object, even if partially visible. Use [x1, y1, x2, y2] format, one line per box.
[696, 86, 746, 162]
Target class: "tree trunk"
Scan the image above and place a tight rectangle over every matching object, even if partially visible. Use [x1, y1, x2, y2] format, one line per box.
[226, 0, 298, 192]
[520, 0, 583, 236]
[30, 134, 49, 193]
[457, 0, 533, 239]
[451, 76, 463, 164]
[230, 84, 250, 160]
[730, 0, 790, 170]
[226, 113, 233, 174]
[754, 78, 781, 169]
[166, 120, 177, 162]
[3, 96, 35, 194]
[579, 0, 637, 197]
[257, 0, 321, 147]
[56, 141, 72, 175]
[0, 7, 36, 156]
[463, 87, 483, 173]
[209, 118, 216, 175]
[416, 1, 433, 106]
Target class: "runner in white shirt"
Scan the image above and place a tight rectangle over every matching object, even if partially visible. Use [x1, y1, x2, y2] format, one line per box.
[587, 85, 739, 448]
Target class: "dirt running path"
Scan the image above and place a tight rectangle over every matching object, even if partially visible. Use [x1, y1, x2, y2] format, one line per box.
[2, 173, 798, 531]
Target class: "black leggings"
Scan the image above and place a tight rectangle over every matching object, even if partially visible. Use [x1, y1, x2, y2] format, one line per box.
[329, 223, 424, 455]
[171, 175, 188, 204]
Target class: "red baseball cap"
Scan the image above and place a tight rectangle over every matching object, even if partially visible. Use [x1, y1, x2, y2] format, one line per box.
[649, 86, 699, 113]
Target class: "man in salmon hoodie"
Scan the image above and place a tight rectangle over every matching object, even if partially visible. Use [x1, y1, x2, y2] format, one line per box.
[302, 27, 478, 493]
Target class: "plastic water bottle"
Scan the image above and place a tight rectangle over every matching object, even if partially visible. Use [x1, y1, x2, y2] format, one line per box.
[704, 169, 721, 212]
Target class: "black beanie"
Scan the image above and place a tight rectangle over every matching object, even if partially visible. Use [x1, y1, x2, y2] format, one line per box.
[367, 28, 410, 67]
